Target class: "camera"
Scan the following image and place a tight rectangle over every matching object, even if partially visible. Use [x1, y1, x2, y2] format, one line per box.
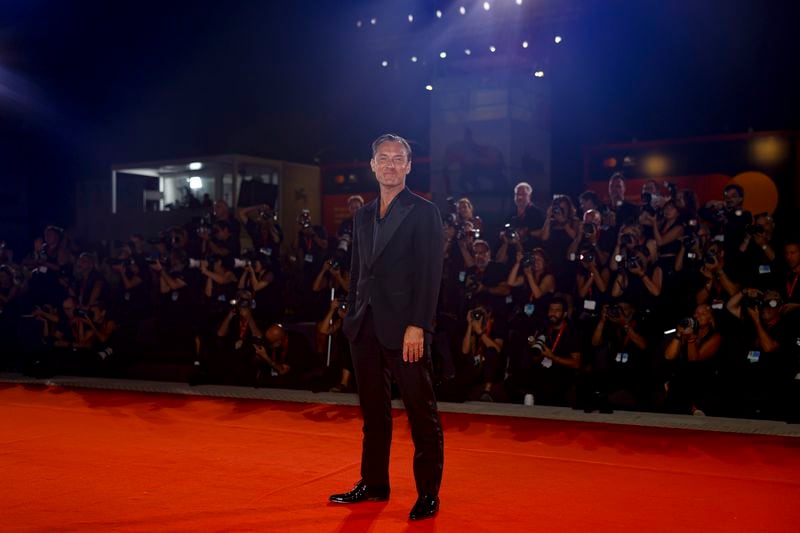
[620, 233, 636, 247]
[471, 309, 485, 322]
[625, 255, 642, 270]
[582, 222, 596, 237]
[578, 250, 595, 263]
[527, 334, 548, 357]
[640, 204, 657, 217]
[442, 212, 458, 227]
[520, 252, 534, 268]
[745, 223, 765, 235]
[338, 299, 349, 312]
[703, 251, 718, 265]
[502, 223, 518, 241]
[298, 209, 312, 229]
[328, 258, 340, 270]
[678, 317, 699, 333]
[741, 294, 762, 309]
[74, 308, 90, 319]
[606, 304, 623, 319]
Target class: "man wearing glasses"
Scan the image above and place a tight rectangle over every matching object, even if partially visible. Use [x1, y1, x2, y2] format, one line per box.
[328, 134, 445, 521]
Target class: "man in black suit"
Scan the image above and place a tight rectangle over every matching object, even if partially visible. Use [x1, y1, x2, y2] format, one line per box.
[328, 134, 445, 521]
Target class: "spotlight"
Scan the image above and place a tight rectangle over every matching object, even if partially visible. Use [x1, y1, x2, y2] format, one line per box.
[408, 14, 414, 23]
[554, 35, 563, 44]
[459, 6, 466, 15]
[483, 2, 491, 10]
[189, 177, 203, 190]
[464, 48, 472, 55]
[381, 60, 389, 67]
[489, 45, 496, 53]
[425, 84, 433, 91]
[356, 20, 362, 28]
[411, 56, 418, 63]
[435, 9, 442, 18]
[439, 51, 447, 59]
[522, 41, 529, 48]
[533, 70, 544, 77]
[516, 0, 523, 4]
[370, 17, 377, 25]
[188, 162, 203, 171]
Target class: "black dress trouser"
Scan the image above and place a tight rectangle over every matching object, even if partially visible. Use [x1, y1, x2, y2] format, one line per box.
[349, 307, 444, 497]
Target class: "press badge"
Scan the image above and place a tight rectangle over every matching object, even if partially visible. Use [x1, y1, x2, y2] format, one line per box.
[234, 340, 243, 350]
[304, 253, 314, 263]
[583, 300, 597, 311]
[171, 291, 179, 302]
[524, 303, 535, 316]
[747, 351, 760, 363]
[505, 295, 514, 304]
[271, 368, 279, 377]
[711, 299, 724, 310]
[541, 357, 553, 368]
[264, 248, 272, 256]
[458, 271, 467, 283]
[124, 292, 131, 301]
[758, 265, 771, 275]
[218, 294, 227, 302]
[615, 352, 629, 363]
[473, 355, 481, 366]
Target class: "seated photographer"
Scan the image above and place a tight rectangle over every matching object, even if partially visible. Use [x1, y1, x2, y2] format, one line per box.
[252, 324, 310, 389]
[213, 290, 263, 384]
[589, 301, 651, 411]
[663, 304, 722, 415]
[459, 239, 510, 320]
[239, 203, 283, 259]
[237, 251, 282, 325]
[317, 296, 353, 393]
[738, 213, 778, 289]
[458, 305, 505, 402]
[507, 247, 556, 322]
[49, 297, 103, 375]
[505, 297, 580, 406]
[784, 240, 800, 304]
[70, 252, 106, 310]
[724, 288, 800, 419]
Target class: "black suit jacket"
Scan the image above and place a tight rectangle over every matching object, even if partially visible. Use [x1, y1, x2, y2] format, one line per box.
[342, 187, 444, 350]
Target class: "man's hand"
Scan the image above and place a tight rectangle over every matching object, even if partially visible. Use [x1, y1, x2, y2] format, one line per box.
[403, 325, 424, 363]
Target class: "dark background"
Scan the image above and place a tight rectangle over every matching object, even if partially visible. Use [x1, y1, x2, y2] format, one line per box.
[2, 0, 799, 234]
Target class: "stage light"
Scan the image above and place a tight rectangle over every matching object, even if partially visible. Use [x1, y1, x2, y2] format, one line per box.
[381, 60, 388, 67]
[522, 41, 529, 48]
[534, 70, 544, 77]
[489, 45, 496, 53]
[188, 162, 202, 171]
[356, 20, 362, 28]
[516, 0, 523, 5]
[464, 48, 472, 55]
[408, 14, 414, 23]
[435, 9, 442, 18]
[554, 35, 563, 44]
[425, 84, 433, 91]
[483, 2, 491, 10]
[459, 6, 466, 15]
[370, 18, 377, 25]
[411, 56, 418, 63]
[189, 177, 203, 190]
[439, 51, 447, 59]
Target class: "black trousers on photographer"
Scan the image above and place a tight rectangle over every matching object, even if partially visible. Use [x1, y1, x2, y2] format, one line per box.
[349, 307, 444, 497]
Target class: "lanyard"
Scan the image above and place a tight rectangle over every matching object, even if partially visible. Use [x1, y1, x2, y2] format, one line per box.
[788, 272, 799, 299]
[304, 236, 313, 251]
[549, 322, 566, 353]
[238, 316, 248, 340]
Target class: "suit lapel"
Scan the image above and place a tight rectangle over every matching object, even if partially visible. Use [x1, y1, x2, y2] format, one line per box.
[368, 188, 415, 268]
[358, 200, 377, 265]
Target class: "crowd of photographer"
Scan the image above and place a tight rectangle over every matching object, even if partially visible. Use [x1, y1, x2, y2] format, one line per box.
[1, 174, 798, 420]
[432, 175, 800, 421]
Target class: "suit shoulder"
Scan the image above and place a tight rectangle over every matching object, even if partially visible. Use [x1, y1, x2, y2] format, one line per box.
[407, 190, 439, 212]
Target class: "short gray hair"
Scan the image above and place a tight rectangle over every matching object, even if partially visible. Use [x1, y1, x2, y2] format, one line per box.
[514, 181, 532, 193]
[371, 133, 412, 160]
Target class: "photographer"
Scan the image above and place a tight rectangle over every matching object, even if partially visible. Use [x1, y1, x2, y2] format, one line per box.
[724, 288, 800, 419]
[694, 241, 740, 307]
[611, 246, 663, 310]
[109, 251, 149, 346]
[200, 255, 238, 313]
[214, 289, 263, 384]
[578, 190, 603, 217]
[610, 224, 656, 273]
[312, 255, 351, 294]
[71, 252, 106, 309]
[336, 195, 364, 240]
[700, 184, 752, 255]
[589, 301, 651, 410]
[784, 240, 800, 304]
[24, 225, 72, 307]
[506, 297, 580, 406]
[507, 248, 555, 318]
[567, 209, 612, 269]
[237, 252, 281, 325]
[239, 203, 283, 258]
[0, 264, 21, 369]
[200, 220, 240, 259]
[252, 324, 311, 389]
[640, 200, 685, 275]
[738, 213, 778, 288]
[459, 305, 505, 402]
[574, 245, 611, 316]
[607, 173, 639, 226]
[294, 208, 329, 267]
[317, 296, 353, 393]
[663, 304, 722, 415]
[149, 250, 196, 359]
[460, 240, 510, 319]
[497, 182, 545, 264]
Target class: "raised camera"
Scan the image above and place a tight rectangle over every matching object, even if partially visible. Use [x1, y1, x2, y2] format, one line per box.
[527, 334, 547, 356]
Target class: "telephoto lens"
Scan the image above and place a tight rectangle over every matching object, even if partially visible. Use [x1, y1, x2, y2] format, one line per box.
[527, 334, 547, 356]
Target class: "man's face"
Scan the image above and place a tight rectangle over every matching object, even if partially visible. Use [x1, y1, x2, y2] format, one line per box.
[785, 244, 800, 270]
[215, 227, 231, 241]
[723, 188, 743, 209]
[548, 303, 565, 325]
[514, 185, 531, 209]
[44, 229, 60, 248]
[457, 200, 472, 220]
[583, 209, 602, 226]
[266, 327, 286, 349]
[694, 304, 712, 328]
[62, 299, 75, 319]
[579, 196, 597, 213]
[214, 200, 230, 219]
[609, 177, 625, 201]
[370, 141, 411, 189]
[474, 244, 490, 269]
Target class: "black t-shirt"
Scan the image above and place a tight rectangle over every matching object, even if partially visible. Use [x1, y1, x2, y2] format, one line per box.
[462, 261, 510, 318]
[506, 204, 545, 232]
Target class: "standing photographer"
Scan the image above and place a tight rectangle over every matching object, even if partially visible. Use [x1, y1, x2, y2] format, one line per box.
[459, 305, 504, 402]
[663, 304, 722, 415]
[239, 203, 283, 260]
[238, 252, 282, 326]
[738, 213, 778, 289]
[317, 297, 354, 393]
[215, 290, 263, 384]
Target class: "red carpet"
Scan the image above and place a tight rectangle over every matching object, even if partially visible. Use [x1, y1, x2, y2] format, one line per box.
[1, 384, 798, 532]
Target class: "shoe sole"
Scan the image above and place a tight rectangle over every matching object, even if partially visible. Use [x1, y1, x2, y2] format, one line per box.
[329, 496, 389, 504]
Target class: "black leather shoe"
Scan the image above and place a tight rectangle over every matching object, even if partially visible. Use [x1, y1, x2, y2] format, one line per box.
[329, 480, 390, 504]
[409, 495, 439, 520]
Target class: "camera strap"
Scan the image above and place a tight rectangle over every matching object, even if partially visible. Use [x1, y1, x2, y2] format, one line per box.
[549, 322, 566, 354]
[788, 273, 799, 299]
[238, 317, 248, 340]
